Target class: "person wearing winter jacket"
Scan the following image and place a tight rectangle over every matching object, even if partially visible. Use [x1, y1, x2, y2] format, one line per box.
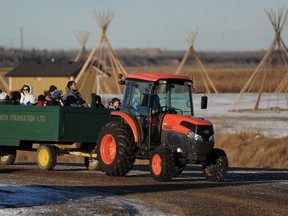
[62, 81, 88, 107]
[7, 91, 21, 105]
[20, 84, 37, 105]
[45, 85, 62, 106]
[0, 89, 9, 104]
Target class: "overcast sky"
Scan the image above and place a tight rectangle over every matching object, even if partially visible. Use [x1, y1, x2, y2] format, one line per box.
[1, 0, 288, 51]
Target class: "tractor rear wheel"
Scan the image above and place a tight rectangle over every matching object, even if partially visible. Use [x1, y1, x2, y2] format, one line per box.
[203, 148, 228, 182]
[96, 121, 136, 176]
[150, 146, 175, 181]
[36, 145, 57, 171]
[0, 150, 16, 165]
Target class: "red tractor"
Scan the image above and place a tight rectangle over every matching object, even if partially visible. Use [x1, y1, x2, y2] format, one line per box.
[96, 73, 228, 182]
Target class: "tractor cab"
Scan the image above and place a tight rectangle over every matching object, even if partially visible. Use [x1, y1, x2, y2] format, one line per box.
[120, 73, 207, 149]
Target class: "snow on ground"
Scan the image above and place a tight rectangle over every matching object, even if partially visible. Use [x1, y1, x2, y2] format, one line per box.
[1, 166, 287, 215]
[103, 93, 288, 138]
[0, 183, 166, 215]
[193, 93, 288, 138]
[194, 93, 288, 117]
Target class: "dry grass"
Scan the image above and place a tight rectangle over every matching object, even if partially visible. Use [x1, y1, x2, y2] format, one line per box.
[15, 132, 287, 169]
[215, 132, 288, 168]
[105, 66, 287, 94]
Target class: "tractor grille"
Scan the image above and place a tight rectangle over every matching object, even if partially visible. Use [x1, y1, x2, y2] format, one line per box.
[181, 121, 214, 141]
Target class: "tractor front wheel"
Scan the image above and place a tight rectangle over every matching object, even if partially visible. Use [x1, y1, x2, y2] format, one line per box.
[150, 146, 175, 181]
[0, 149, 16, 165]
[203, 148, 228, 182]
[36, 145, 57, 171]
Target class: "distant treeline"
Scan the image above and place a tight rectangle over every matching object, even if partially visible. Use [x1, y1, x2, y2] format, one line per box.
[0, 46, 266, 68]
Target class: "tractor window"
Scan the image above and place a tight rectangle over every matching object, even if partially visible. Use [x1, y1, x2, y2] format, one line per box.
[155, 80, 193, 116]
[123, 80, 152, 117]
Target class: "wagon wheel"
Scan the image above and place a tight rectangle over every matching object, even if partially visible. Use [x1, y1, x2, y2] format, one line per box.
[36, 145, 57, 171]
[0, 149, 16, 165]
[84, 157, 100, 171]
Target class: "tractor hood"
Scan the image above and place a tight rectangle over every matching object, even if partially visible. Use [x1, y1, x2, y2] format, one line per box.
[161, 114, 213, 137]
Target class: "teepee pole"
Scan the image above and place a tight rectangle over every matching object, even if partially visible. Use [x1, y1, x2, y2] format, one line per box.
[75, 33, 103, 83]
[176, 31, 218, 93]
[74, 31, 90, 62]
[193, 52, 218, 93]
[0, 75, 9, 93]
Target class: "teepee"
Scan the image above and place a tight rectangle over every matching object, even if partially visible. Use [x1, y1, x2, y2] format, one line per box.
[175, 31, 218, 94]
[0, 74, 9, 93]
[229, 7, 288, 112]
[75, 10, 127, 102]
[74, 31, 90, 62]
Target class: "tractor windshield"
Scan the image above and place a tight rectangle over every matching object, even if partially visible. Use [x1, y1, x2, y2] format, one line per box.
[122, 79, 193, 117]
[155, 80, 193, 116]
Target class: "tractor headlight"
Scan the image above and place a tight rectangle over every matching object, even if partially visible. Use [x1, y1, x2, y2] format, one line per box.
[187, 131, 203, 141]
[209, 135, 214, 141]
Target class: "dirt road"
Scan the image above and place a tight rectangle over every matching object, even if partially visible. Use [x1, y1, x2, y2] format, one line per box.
[1, 162, 287, 215]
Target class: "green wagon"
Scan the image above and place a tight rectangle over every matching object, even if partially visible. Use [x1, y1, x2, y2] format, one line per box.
[0, 105, 118, 170]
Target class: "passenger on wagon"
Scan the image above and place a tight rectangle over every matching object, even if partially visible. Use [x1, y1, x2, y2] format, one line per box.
[20, 84, 37, 105]
[0, 89, 9, 104]
[95, 94, 105, 108]
[107, 97, 121, 111]
[46, 85, 62, 106]
[62, 81, 88, 107]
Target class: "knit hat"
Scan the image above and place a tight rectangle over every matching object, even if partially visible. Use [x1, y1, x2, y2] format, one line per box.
[38, 94, 46, 101]
[49, 85, 57, 92]
[111, 97, 121, 104]
[95, 95, 102, 102]
[51, 91, 61, 99]
[12, 91, 21, 100]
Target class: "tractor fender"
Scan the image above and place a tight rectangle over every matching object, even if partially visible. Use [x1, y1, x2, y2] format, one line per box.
[111, 111, 139, 142]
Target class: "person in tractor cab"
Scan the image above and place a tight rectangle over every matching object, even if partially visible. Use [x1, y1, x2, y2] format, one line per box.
[152, 94, 162, 114]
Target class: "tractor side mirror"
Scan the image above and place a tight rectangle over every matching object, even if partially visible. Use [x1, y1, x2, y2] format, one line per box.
[201, 96, 208, 109]
[140, 93, 148, 106]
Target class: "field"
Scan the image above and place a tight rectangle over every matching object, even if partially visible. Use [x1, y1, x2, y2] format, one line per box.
[1, 66, 287, 215]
